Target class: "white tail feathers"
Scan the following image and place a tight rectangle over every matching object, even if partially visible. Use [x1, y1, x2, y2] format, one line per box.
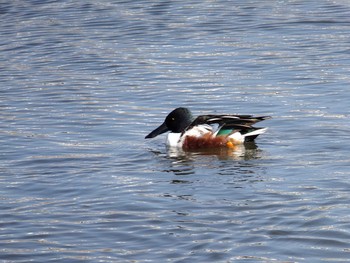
[243, 128, 268, 138]
[228, 128, 268, 144]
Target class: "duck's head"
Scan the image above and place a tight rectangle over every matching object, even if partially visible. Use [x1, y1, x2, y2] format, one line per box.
[145, 107, 193, 139]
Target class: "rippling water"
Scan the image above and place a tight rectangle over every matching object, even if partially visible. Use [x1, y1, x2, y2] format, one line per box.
[1, 0, 350, 262]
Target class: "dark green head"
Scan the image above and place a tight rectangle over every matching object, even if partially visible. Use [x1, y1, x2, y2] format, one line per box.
[145, 107, 193, 138]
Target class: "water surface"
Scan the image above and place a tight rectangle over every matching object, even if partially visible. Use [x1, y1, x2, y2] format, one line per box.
[1, 0, 350, 262]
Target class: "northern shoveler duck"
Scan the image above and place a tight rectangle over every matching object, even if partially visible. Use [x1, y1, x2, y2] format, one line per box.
[145, 107, 271, 150]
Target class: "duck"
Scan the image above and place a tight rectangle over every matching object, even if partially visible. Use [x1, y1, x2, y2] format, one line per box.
[145, 107, 271, 150]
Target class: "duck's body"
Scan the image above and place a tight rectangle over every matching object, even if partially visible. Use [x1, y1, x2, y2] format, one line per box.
[145, 107, 271, 150]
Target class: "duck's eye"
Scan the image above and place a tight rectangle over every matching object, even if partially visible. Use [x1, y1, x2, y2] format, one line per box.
[171, 117, 175, 121]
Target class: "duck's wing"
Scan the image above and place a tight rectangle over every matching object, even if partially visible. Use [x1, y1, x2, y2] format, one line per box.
[186, 114, 271, 141]
[188, 114, 271, 128]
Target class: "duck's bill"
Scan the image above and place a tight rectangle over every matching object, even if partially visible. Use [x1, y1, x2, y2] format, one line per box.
[145, 122, 169, 138]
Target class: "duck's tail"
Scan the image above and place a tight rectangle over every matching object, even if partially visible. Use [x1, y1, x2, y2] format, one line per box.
[243, 127, 268, 142]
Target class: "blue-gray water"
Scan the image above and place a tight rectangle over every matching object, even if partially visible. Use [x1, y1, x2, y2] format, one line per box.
[1, 1, 350, 262]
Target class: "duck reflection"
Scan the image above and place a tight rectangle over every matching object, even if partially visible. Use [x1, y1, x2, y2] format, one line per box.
[162, 142, 264, 177]
[148, 142, 265, 178]
[167, 142, 262, 161]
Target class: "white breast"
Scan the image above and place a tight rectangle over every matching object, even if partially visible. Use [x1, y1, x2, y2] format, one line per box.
[166, 133, 182, 147]
[166, 125, 213, 148]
